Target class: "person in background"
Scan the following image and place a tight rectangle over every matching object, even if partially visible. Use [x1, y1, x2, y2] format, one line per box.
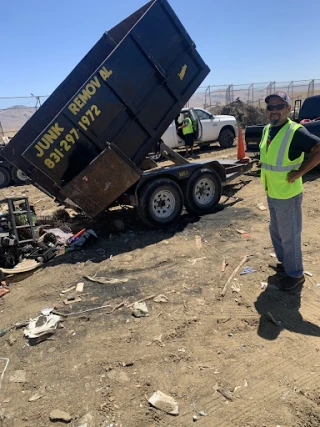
[179, 112, 195, 158]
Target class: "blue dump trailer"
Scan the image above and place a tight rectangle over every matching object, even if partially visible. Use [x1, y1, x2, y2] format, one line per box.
[2, 0, 252, 227]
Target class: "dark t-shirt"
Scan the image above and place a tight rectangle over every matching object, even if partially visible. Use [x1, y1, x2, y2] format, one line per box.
[267, 120, 319, 160]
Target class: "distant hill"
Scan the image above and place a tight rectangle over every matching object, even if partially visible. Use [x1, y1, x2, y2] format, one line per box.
[0, 106, 37, 138]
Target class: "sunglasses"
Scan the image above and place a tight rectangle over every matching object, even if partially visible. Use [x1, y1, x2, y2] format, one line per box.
[266, 104, 287, 111]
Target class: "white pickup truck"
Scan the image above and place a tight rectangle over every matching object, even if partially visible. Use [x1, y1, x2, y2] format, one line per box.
[161, 107, 238, 150]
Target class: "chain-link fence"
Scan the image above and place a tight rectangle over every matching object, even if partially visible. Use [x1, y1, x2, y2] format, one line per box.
[1, 79, 320, 140]
[187, 79, 320, 109]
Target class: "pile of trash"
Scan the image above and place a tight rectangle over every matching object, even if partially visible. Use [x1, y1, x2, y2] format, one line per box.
[0, 199, 97, 276]
[210, 100, 268, 128]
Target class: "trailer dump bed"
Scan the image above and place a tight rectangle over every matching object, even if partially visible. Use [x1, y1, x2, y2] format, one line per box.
[2, 0, 209, 216]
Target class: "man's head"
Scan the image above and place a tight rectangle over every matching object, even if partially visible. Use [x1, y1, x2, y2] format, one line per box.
[265, 92, 291, 127]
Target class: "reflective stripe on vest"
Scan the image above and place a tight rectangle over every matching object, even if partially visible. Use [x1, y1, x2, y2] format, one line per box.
[260, 162, 302, 171]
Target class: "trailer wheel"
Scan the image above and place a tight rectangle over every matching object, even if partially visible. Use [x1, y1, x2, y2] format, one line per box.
[219, 129, 234, 148]
[11, 167, 29, 185]
[137, 178, 183, 227]
[184, 168, 221, 215]
[0, 167, 11, 188]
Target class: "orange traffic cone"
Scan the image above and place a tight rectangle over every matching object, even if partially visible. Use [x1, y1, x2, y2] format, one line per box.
[237, 128, 250, 163]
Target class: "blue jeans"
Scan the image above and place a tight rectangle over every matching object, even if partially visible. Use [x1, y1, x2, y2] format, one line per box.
[267, 193, 303, 278]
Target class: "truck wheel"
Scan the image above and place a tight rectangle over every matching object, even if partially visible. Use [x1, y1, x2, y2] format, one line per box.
[0, 167, 11, 188]
[137, 178, 183, 227]
[11, 167, 29, 185]
[184, 168, 221, 215]
[219, 129, 234, 148]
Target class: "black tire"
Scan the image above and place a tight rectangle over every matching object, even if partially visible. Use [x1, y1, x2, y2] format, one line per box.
[137, 178, 184, 227]
[219, 129, 235, 148]
[11, 167, 29, 185]
[184, 168, 222, 215]
[0, 166, 11, 188]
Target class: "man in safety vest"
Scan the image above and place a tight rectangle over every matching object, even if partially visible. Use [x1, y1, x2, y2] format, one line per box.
[179, 112, 195, 157]
[260, 92, 320, 291]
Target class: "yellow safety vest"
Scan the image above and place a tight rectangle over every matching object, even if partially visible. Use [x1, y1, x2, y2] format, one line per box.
[182, 117, 194, 135]
[260, 119, 304, 199]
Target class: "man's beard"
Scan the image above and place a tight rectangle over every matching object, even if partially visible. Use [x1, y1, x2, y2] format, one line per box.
[270, 114, 281, 126]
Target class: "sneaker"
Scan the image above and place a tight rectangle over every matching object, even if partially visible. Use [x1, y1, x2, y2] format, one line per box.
[268, 262, 285, 272]
[281, 275, 305, 292]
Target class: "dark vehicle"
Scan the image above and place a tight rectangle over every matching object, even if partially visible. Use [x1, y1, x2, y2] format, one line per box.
[2, 0, 252, 227]
[245, 95, 320, 150]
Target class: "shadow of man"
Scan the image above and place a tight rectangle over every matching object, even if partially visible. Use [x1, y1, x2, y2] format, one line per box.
[254, 274, 320, 340]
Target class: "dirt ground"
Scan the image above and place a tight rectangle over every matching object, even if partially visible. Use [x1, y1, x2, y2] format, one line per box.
[1, 143, 320, 427]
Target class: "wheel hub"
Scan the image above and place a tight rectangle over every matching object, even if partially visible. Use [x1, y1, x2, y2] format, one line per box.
[194, 178, 215, 205]
[152, 190, 175, 218]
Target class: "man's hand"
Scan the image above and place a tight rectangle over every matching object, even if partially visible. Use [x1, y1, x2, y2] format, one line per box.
[287, 170, 301, 183]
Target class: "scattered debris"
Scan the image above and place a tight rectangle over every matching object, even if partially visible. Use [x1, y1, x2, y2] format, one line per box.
[217, 387, 233, 402]
[65, 229, 97, 252]
[231, 283, 241, 293]
[63, 296, 82, 306]
[0, 357, 9, 391]
[198, 410, 207, 416]
[61, 286, 76, 294]
[126, 294, 156, 308]
[221, 255, 249, 297]
[24, 312, 62, 344]
[221, 259, 228, 272]
[132, 302, 149, 318]
[29, 385, 46, 402]
[195, 235, 202, 249]
[188, 257, 206, 265]
[49, 409, 72, 423]
[266, 312, 281, 326]
[240, 266, 257, 275]
[84, 275, 129, 285]
[260, 282, 268, 290]
[236, 229, 246, 235]
[258, 203, 267, 211]
[76, 282, 84, 293]
[236, 229, 249, 238]
[0, 259, 42, 275]
[148, 390, 179, 415]
[44, 226, 73, 245]
[122, 361, 134, 367]
[305, 271, 313, 277]
[153, 294, 169, 303]
[9, 370, 26, 383]
[270, 252, 276, 258]
[193, 415, 198, 422]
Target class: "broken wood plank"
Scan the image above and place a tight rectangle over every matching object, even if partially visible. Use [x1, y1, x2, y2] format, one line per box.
[221, 256, 248, 297]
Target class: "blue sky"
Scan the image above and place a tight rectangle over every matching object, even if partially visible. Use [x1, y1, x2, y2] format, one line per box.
[1, 0, 320, 106]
